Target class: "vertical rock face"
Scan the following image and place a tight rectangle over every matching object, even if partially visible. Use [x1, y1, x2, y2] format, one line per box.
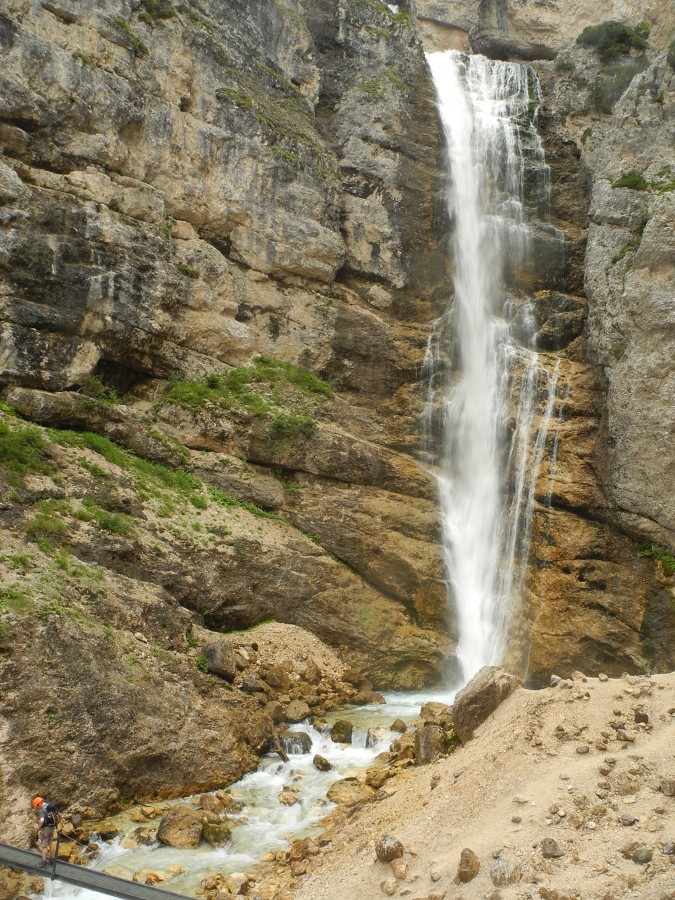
[0, 0, 453, 692]
[522, 38, 675, 682]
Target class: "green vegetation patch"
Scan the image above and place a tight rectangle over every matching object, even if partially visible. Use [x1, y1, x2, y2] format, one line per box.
[75, 499, 134, 536]
[668, 39, 675, 70]
[611, 170, 675, 193]
[576, 21, 649, 61]
[207, 485, 280, 521]
[215, 67, 324, 158]
[639, 543, 675, 576]
[0, 419, 52, 478]
[115, 17, 148, 55]
[162, 356, 332, 422]
[587, 58, 647, 113]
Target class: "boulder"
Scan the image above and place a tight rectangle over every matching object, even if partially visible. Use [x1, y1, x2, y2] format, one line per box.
[375, 834, 404, 863]
[284, 700, 311, 723]
[202, 823, 234, 847]
[420, 701, 453, 724]
[454, 847, 480, 883]
[330, 719, 354, 744]
[280, 731, 312, 754]
[313, 754, 333, 772]
[490, 855, 521, 886]
[157, 806, 203, 849]
[202, 640, 237, 682]
[326, 778, 373, 807]
[414, 725, 446, 765]
[390, 718, 407, 733]
[452, 667, 522, 743]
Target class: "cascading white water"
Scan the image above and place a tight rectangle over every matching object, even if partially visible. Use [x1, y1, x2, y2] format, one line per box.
[425, 51, 562, 684]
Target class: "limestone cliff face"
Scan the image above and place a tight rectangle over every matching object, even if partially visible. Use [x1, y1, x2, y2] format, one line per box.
[0, 0, 453, 830]
[1, 0, 674, 832]
[0, 0, 451, 686]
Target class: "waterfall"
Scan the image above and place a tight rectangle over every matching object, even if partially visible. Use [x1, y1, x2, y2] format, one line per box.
[425, 51, 562, 685]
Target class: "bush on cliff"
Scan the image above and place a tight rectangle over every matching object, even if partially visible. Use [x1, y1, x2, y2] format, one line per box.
[577, 21, 649, 61]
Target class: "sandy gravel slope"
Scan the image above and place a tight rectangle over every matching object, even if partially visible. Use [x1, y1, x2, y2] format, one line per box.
[293, 672, 675, 900]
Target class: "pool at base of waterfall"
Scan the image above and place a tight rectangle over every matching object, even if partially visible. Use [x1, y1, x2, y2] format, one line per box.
[35, 690, 453, 899]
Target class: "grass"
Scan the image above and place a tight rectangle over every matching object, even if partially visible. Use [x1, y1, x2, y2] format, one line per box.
[639, 544, 675, 576]
[207, 485, 279, 521]
[188, 11, 214, 31]
[0, 419, 52, 477]
[268, 412, 316, 439]
[196, 653, 209, 673]
[588, 59, 647, 113]
[611, 171, 675, 193]
[162, 356, 332, 418]
[75, 499, 134, 536]
[576, 21, 649, 61]
[25, 500, 70, 538]
[115, 17, 148, 55]
[178, 261, 200, 279]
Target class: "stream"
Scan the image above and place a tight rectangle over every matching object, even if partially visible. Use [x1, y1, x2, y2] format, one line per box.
[37, 691, 451, 899]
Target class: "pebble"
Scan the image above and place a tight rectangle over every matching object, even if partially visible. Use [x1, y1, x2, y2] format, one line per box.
[511, 816, 522, 824]
[619, 814, 637, 826]
[559, 774, 570, 781]
[632, 847, 652, 865]
[585, 820, 597, 830]
[616, 730, 635, 743]
[390, 859, 407, 880]
[660, 779, 675, 797]
[379, 878, 396, 896]
[540, 838, 564, 859]
[598, 673, 608, 681]
[375, 835, 404, 863]
[634, 707, 649, 724]
[660, 843, 674, 856]
[576, 744, 590, 754]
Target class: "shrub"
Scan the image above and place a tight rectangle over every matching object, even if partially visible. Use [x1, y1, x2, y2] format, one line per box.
[268, 412, 316, 439]
[612, 171, 650, 190]
[555, 58, 576, 72]
[196, 654, 209, 673]
[639, 544, 675, 576]
[668, 39, 675, 70]
[577, 21, 649, 61]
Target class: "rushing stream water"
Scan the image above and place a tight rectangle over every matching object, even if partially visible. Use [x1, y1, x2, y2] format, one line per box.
[35, 49, 563, 900]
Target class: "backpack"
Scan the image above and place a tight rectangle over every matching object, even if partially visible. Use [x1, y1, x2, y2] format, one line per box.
[43, 802, 61, 828]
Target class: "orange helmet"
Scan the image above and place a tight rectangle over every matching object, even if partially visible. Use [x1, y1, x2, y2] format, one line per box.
[32, 797, 43, 809]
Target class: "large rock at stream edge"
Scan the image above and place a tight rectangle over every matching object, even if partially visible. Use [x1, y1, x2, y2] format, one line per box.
[156, 806, 203, 848]
[326, 778, 373, 807]
[414, 724, 446, 764]
[202, 640, 237, 682]
[452, 667, 522, 743]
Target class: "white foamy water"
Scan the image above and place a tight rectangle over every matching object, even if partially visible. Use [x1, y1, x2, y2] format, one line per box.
[34, 697, 434, 899]
[425, 50, 563, 684]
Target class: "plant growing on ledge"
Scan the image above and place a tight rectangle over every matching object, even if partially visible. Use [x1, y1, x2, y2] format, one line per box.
[639, 543, 675, 576]
[178, 261, 200, 279]
[268, 412, 316, 440]
[576, 21, 649, 61]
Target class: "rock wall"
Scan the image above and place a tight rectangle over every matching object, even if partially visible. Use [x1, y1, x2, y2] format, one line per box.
[1, 0, 674, 835]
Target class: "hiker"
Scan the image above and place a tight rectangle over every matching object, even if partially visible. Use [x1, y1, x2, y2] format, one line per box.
[32, 796, 58, 866]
